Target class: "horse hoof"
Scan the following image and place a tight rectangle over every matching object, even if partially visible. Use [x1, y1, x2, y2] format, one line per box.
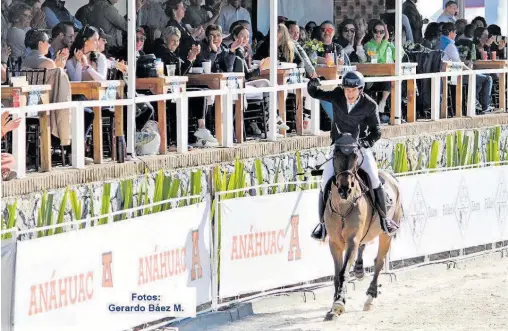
[324, 311, 338, 321]
[363, 294, 374, 311]
[332, 301, 346, 315]
[355, 270, 365, 281]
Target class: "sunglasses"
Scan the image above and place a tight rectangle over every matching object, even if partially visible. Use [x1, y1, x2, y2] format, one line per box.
[374, 29, 385, 35]
[343, 28, 356, 33]
[321, 27, 334, 34]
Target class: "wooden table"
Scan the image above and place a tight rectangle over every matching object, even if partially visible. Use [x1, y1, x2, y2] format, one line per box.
[315, 65, 358, 80]
[474, 60, 508, 111]
[70, 80, 124, 164]
[257, 68, 306, 135]
[187, 72, 244, 145]
[1, 84, 51, 174]
[136, 76, 188, 154]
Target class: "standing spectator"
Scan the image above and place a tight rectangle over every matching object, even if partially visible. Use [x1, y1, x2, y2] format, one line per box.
[1, 0, 11, 46]
[218, 0, 251, 39]
[75, 0, 98, 27]
[382, 0, 414, 43]
[403, 0, 423, 43]
[21, 0, 47, 29]
[47, 21, 75, 60]
[41, 0, 82, 29]
[436, 1, 458, 23]
[90, 0, 127, 47]
[136, 0, 169, 33]
[166, 0, 202, 59]
[202, 0, 220, 17]
[183, 0, 222, 33]
[440, 22, 493, 114]
[7, 2, 32, 60]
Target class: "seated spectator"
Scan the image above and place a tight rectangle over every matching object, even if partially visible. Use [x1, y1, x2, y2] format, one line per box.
[75, 0, 97, 27]
[183, 0, 222, 34]
[455, 18, 467, 39]
[66, 26, 107, 82]
[298, 26, 308, 44]
[47, 21, 75, 60]
[422, 22, 440, 49]
[471, 16, 487, 29]
[195, 24, 235, 73]
[166, 0, 201, 60]
[440, 22, 493, 114]
[455, 24, 476, 66]
[7, 2, 32, 60]
[218, 0, 251, 39]
[90, 0, 126, 48]
[487, 24, 506, 60]
[305, 21, 317, 39]
[153, 26, 200, 76]
[41, 0, 82, 29]
[285, 21, 300, 43]
[336, 19, 367, 63]
[315, 21, 344, 65]
[474, 26, 495, 60]
[277, 23, 316, 78]
[1, 111, 21, 181]
[364, 20, 395, 113]
[20, 0, 47, 29]
[136, 27, 146, 57]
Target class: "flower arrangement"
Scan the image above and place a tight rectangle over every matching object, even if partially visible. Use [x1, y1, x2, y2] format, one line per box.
[303, 39, 325, 53]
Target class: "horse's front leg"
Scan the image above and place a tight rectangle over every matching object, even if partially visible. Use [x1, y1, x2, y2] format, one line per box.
[354, 244, 366, 280]
[324, 238, 344, 321]
[331, 236, 358, 316]
[364, 234, 392, 311]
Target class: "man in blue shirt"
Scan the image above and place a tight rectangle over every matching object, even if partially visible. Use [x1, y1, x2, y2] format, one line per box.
[440, 22, 494, 114]
[42, 0, 82, 29]
[437, 1, 458, 23]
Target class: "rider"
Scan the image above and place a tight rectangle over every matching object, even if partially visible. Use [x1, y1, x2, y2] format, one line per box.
[307, 71, 399, 241]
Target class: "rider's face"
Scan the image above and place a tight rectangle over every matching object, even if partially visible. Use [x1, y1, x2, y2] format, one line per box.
[344, 87, 360, 104]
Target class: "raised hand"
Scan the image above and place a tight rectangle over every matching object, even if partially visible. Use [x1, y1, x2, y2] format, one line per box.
[209, 38, 218, 52]
[188, 44, 201, 61]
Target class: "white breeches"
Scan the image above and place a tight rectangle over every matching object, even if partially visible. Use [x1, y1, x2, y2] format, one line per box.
[321, 148, 381, 190]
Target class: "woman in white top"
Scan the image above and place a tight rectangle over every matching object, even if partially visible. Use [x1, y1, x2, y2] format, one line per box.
[65, 25, 106, 82]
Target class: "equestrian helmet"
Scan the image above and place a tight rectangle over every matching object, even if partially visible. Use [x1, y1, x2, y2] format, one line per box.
[342, 71, 365, 90]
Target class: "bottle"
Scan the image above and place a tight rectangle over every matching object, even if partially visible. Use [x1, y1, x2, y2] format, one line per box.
[386, 47, 393, 64]
[155, 58, 164, 76]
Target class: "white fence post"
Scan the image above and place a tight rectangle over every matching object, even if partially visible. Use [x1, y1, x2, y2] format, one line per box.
[12, 109, 26, 178]
[211, 191, 220, 311]
[222, 88, 234, 147]
[267, 0, 278, 141]
[176, 93, 188, 154]
[71, 103, 85, 169]
[467, 74, 477, 117]
[430, 76, 441, 121]
[309, 95, 320, 135]
[126, 0, 137, 158]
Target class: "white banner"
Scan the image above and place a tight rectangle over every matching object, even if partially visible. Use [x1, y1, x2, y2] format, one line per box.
[391, 165, 508, 261]
[218, 190, 379, 299]
[13, 200, 211, 331]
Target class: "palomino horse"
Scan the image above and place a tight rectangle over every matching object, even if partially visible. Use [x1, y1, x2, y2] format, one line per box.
[323, 133, 403, 321]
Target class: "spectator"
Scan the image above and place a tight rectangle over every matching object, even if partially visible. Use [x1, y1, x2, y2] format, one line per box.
[218, 0, 251, 39]
[305, 21, 317, 40]
[136, 0, 169, 33]
[195, 24, 235, 73]
[41, 0, 82, 29]
[298, 26, 308, 44]
[202, 0, 220, 17]
[455, 24, 476, 66]
[166, 0, 201, 60]
[403, 0, 423, 43]
[455, 18, 467, 38]
[1, 0, 10, 46]
[75, 0, 98, 27]
[382, 0, 414, 43]
[90, 0, 127, 47]
[487, 24, 507, 60]
[183, 0, 222, 32]
[285, 21, 300, 43]
[364, 20, 395, 112]
[47, 21, 75, 60]
[278, 23, 316, 78]
[315, 21, 344, 64]
[7, 2, 32, 59]
[440, 22, 493, 114]
[436, 1, 458, 23]
[1, 111, 21, 181]
[474, 26, 494, 60]
[422, 22, 440, 49]
[22, 29, 67, 69]
[471, 16, 487, 29]
[136, 27, 146, 57]
[20, 0, 47, 29]
[336, 19, 367, 63]
[66, 26, 107, 82]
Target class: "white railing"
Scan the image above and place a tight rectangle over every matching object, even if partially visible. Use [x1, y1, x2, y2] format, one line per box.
[2, 64, 508, 178]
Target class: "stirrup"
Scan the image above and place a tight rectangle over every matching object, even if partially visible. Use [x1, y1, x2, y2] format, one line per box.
[381, 217, 399, 237]
[311, 223, 327, 241]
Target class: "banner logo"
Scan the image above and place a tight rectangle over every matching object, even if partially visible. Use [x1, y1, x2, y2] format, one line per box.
[288, 215, 301, 261]
[495, 176, 508, 230]
[190, 230, 203, 281]
[407, 181, 427, 249]
[102, 252, 113, 288]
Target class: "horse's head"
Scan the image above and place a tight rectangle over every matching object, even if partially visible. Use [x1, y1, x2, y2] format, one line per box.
[333, 133, 360, 199]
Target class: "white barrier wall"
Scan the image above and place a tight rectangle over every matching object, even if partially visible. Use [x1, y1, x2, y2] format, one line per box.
[390, 165, 508, 261]
[13, 201, 211, 331]
[219, 190, 379, 299]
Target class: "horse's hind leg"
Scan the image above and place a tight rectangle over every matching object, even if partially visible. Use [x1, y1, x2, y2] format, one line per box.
[364, 234, 391, 311]
[354, 244, 366, 280]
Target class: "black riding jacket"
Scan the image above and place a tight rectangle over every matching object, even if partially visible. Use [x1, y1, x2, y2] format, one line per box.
[307, 84, 381, 146]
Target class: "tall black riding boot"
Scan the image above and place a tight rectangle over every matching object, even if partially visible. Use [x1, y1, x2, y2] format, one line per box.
[311, 190, 327, 241]
[374, 186, 399, 237]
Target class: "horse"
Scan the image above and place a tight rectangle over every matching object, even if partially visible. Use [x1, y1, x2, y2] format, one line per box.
[323, 133, 403, 321]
